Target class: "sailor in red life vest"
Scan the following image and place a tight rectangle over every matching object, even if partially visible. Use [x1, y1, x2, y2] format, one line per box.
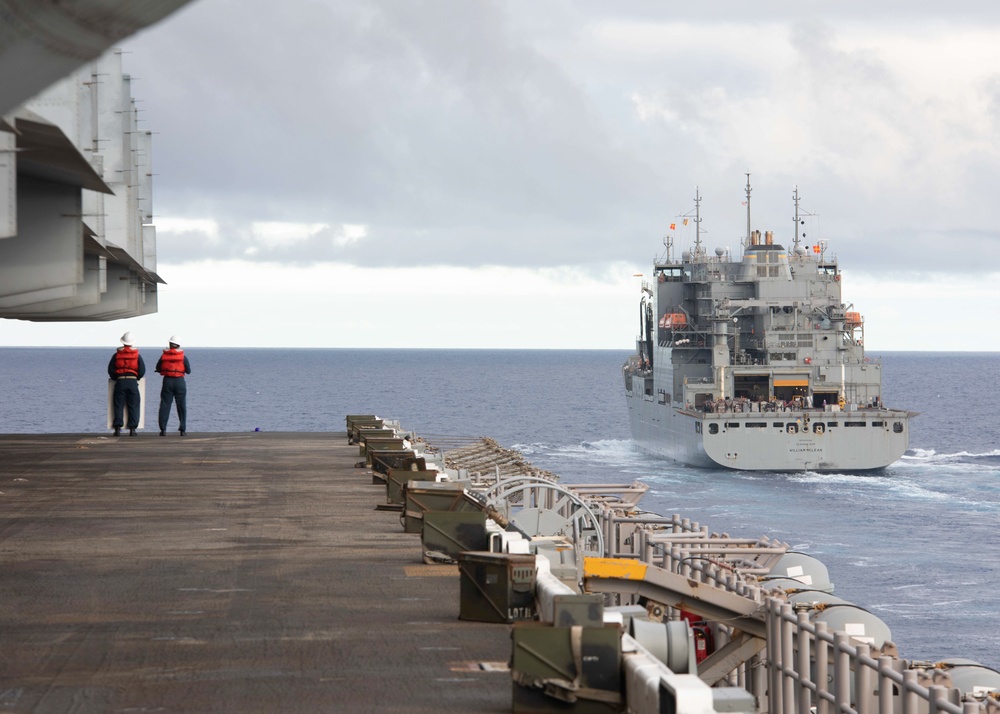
[107, 331, 146, 436]
[155, 336, 192, 436]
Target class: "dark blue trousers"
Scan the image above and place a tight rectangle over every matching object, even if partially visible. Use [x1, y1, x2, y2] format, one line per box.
[112, 379, 141, 429]
[158, 377, 187, 432]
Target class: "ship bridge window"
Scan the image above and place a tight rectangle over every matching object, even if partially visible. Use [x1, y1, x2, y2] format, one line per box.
[773, 422, 784, 428]
[845, 421, 867, 427]
[893, 422, 904, 433]
[746, 422, 766, 428]
[725, 422, 741, 429]
[826, 422, 838, 428]
[871, 421, 885, 427]
[708, 423, 719, 435]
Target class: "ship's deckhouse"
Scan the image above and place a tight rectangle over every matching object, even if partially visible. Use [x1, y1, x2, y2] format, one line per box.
[739, 232, 791, 281]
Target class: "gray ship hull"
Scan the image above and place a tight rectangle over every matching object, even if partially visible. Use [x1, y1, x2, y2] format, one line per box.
[626, 389, 910, 472]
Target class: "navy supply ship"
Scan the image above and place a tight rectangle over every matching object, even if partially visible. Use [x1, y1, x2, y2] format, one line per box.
[623, 181, 911, 471]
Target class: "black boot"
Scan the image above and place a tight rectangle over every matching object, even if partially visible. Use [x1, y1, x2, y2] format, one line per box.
[129, 428, 136, 436]
[113, 427, 121, 436]
[179, 430, 186, 436]
[159, 430, 165, 436]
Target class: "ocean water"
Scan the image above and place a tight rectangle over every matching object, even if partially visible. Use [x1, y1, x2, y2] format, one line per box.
[1, 348, 998, 669]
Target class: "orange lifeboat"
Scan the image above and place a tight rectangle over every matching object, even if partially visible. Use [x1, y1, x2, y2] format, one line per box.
[659, 312, 688, 330]
[845, 311, 862, 328]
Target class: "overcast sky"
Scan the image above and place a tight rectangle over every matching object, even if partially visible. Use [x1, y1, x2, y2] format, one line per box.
[6, 0, 1000, 349]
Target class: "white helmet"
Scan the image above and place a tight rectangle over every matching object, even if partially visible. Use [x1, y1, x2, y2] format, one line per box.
[120, 331, 134, 346]
[168, 335, 181, 347]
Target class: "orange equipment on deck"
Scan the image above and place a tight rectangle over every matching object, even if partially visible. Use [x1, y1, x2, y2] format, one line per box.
[659, 312, 688, 329]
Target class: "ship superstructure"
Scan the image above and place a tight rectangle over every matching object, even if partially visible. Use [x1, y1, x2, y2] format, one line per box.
[624, 181, 911, 471]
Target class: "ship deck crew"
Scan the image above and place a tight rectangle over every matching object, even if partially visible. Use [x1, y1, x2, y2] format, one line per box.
[107, 331, 146, 436]
[155, 336, 191, 436]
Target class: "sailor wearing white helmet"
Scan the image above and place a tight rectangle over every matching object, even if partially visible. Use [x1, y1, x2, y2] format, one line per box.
[107, 331, 146, 436]
[155, 335, 192, 436]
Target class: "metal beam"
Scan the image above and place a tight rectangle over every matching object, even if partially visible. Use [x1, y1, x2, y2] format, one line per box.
[697, 631, 767, 686]
[583, 558, 766, 639]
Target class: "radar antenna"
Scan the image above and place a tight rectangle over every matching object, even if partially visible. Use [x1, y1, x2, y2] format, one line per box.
[662, 234, 673, 263]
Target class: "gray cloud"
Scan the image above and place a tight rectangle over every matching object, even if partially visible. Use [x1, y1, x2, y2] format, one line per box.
[128, 1, 1000, 275]
[132, 0, 670, 268]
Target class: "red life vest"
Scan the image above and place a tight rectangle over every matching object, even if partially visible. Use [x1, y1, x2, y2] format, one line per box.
[159, 348, 186, 377]
[113, 347, 140, 376]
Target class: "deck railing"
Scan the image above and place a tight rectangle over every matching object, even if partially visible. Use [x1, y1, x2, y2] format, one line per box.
[387, 418, 996, 714]
[588, 502, 996, 714]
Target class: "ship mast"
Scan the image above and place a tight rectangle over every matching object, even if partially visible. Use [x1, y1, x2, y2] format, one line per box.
[792, 186, 802, 252]
[791, 186, 815, 251]
[693, 186, 703, 256]
[744, 173, 752, 251]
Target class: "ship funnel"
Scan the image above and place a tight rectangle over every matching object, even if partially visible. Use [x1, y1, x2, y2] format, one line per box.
[765, 230, 774, 245]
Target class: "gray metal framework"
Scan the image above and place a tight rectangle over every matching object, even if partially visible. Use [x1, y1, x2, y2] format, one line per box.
[377, 418, 998, 714]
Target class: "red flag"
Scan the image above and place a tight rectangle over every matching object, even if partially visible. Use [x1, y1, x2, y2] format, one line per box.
[669, 223, 676, 230]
